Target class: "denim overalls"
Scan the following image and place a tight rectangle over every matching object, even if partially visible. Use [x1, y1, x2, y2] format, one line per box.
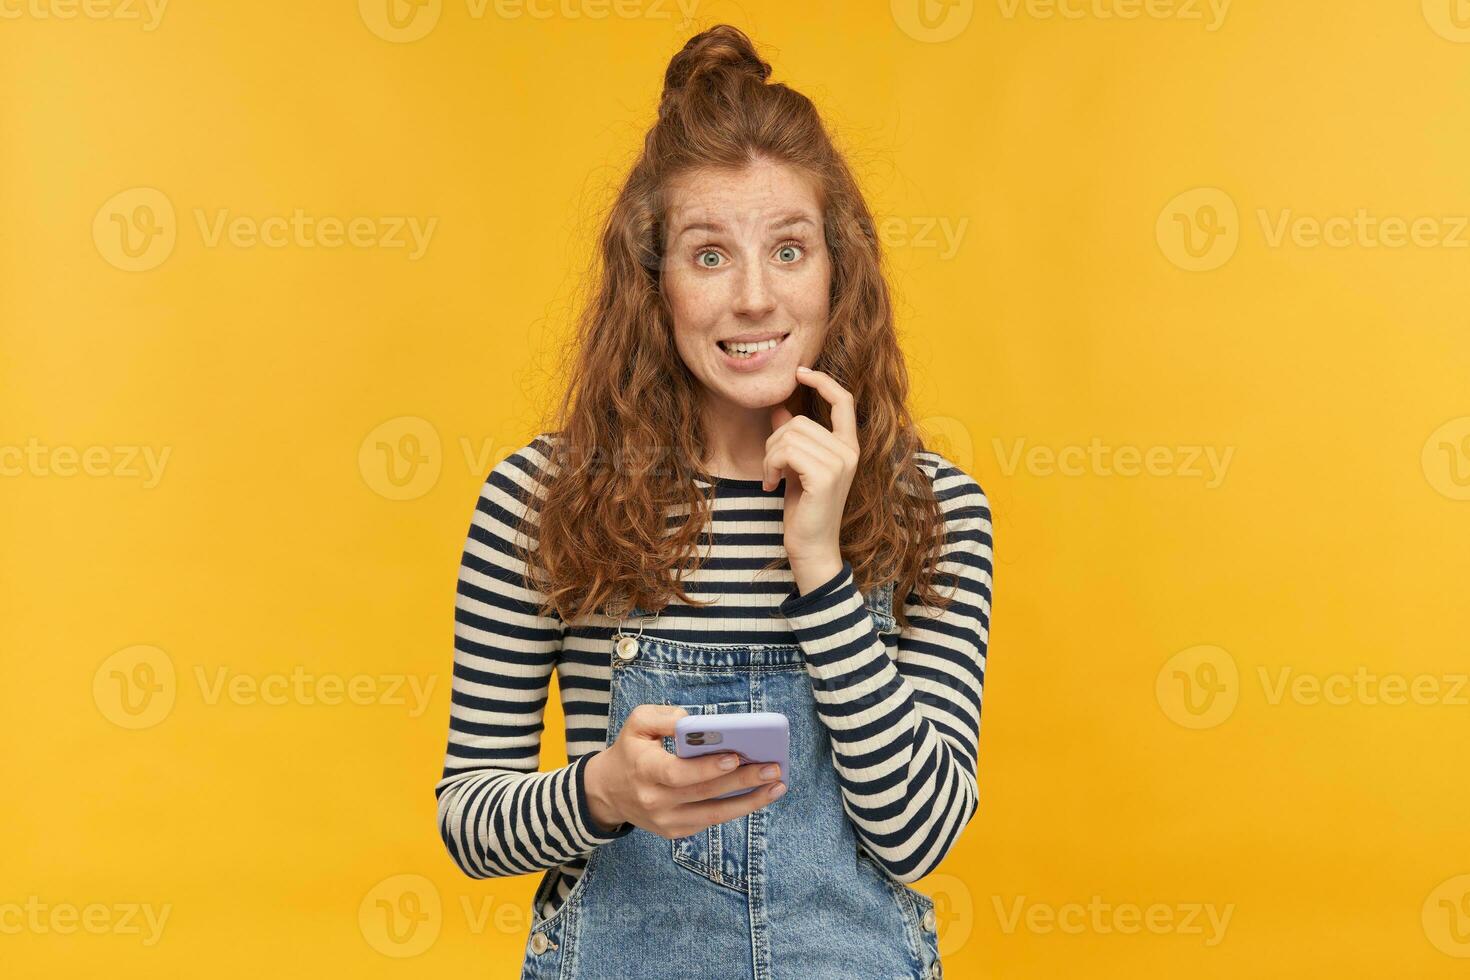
[520, 580, 943, 979]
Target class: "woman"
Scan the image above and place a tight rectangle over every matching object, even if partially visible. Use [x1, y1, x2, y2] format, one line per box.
[434, 24, 993, 980]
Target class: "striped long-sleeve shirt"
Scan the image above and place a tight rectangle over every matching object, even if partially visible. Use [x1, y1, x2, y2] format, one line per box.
[434, 433, 993, 921]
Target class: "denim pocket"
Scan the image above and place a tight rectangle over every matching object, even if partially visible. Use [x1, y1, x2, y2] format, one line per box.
[856, 844, 942, 975]
[526, 855, 598, 951]
[665, 700, 751, 893]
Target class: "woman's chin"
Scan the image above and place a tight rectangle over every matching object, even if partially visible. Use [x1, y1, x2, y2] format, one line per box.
[708, 378, 795, 410]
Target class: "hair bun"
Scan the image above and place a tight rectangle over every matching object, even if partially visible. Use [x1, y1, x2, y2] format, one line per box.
[660, 24, 771, 118]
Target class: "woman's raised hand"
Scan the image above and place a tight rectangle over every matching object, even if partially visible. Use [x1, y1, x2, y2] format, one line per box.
[765, 366, 858, 591]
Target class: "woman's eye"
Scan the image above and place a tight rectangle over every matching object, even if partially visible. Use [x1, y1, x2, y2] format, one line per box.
[696, 249, 723, 268]
[776, 243, 804, 263]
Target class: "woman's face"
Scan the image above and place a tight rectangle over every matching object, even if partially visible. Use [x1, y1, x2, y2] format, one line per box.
[660, 158, 831, 414]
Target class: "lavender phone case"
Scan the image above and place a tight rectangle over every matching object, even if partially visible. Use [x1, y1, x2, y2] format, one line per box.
[674, 711, 790, 800]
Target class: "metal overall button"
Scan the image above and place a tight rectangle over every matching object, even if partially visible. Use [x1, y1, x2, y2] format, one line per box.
[529, 932, 551, 954]
[613, 605, 658, 662]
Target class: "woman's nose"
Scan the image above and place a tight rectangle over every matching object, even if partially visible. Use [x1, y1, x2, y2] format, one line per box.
[732, 262, 777, 317]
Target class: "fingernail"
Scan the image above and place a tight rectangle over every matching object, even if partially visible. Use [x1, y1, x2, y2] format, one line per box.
[760, 765, 779, 779]
[719, 754, 738, 770]
[769, 781, 787, 797]
[796, 365, 810, 373]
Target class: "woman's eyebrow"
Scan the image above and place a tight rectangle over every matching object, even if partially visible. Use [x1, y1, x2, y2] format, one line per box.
[671, 213, 817, 240]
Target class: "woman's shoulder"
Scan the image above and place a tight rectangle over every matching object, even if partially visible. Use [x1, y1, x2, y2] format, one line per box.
[911, 448, 994, 574]
[912, 446, 989, 514]
[477, 431, 563, 510]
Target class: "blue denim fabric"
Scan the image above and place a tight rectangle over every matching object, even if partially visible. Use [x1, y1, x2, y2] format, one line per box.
[520, 582, 943, 979]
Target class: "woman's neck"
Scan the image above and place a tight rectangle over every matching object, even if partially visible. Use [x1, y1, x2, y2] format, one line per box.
[699, 389, 805, 479]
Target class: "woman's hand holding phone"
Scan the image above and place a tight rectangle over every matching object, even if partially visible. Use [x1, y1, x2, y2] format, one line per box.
[584, 704, 787, 839]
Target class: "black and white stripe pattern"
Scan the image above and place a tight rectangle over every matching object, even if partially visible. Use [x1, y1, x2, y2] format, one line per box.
[434, 433, 993, 919]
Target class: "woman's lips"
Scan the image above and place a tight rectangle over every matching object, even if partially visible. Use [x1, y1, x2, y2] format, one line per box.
[716, 332, 790, 372]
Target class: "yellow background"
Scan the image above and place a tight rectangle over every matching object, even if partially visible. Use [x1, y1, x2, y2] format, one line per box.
[3, 1, 1468, 976]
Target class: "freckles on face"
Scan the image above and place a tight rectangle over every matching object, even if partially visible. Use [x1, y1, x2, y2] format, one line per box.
[660, 159, 831, 409]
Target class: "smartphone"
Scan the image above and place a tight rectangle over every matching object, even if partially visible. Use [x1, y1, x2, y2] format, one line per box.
[674, 711, 790, 800]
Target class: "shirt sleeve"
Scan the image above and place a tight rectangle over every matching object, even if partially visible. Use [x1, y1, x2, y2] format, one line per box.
[434, 439, 633, 880]
[778, 455, 993, 884]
